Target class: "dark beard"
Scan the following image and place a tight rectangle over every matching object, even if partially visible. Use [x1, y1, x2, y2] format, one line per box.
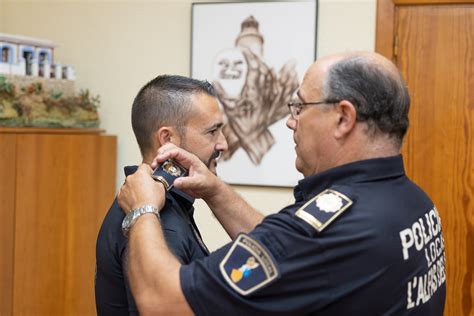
[181, 139, 220, 175]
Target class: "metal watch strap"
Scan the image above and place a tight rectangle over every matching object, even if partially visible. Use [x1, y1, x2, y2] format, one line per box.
[122, 205, 160, 237]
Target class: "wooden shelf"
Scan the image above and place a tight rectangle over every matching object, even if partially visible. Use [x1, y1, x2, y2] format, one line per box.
[0, 127, 105, 134]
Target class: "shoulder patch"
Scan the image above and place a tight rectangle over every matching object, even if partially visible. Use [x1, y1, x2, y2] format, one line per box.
[295, 189, 353, 233]
[219, 234, 279, 296]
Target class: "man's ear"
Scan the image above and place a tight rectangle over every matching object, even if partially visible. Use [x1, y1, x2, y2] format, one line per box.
[155, 126, 180, 146]
[334, 100, 357, 139]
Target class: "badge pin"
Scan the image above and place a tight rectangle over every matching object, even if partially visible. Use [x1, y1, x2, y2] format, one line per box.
[163, 160, 182, 177]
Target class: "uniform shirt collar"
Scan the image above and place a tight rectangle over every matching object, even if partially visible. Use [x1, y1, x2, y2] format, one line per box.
[123, 165, 195, 212]
[294, 155, 405, 201]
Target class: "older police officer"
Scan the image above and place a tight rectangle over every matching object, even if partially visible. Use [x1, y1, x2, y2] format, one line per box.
[118, 52, 446, 315]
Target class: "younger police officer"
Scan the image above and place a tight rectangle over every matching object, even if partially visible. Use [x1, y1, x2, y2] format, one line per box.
[95, 75, 227, 315]
[118, 52, 446, 315]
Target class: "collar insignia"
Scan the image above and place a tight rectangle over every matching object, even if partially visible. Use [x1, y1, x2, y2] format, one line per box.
[295, 189, 353, 232]
[220, 234, 279, 296]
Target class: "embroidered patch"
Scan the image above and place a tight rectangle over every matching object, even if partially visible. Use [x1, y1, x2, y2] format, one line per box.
[219, 234, 279, 296]
[295, 189, 353, 232]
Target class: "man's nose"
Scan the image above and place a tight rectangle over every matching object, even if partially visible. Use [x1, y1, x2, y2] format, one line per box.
[286, 115, 297, 130]
[216, 131, 229, 152]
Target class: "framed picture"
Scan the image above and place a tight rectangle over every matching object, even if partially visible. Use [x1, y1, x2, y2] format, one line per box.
[191, 0, 318, 187]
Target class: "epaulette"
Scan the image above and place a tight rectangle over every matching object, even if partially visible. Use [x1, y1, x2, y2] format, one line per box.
[295, 188, 353, 233]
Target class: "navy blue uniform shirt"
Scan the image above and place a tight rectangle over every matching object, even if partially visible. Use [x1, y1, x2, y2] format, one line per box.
[180, 155, 446, 315]
[95, 166, 209, 316]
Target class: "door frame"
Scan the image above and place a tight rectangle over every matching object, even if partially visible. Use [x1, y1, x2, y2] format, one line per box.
[375, 1, 474, 315]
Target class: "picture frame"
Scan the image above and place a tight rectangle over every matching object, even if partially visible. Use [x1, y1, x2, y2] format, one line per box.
[191, 0, 318, 187]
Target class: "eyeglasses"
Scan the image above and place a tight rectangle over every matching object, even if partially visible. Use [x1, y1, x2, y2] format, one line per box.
[287, 100, 340, 120]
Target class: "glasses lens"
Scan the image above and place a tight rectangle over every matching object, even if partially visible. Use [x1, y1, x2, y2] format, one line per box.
[293, 104, 301, 119]
[288, 103, 297, 119]
[288, 103, 299, 120]
[288, 104, 295, 119]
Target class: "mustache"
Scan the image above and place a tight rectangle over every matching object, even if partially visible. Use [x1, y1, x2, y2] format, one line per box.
[206, 150, 222, 170]
[206, 150, 223, 175]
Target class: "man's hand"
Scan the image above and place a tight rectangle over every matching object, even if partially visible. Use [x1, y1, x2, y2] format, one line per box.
[118, 164, 166, 214]
[152, 144, 264, 238]
[151, 143, 222, 200]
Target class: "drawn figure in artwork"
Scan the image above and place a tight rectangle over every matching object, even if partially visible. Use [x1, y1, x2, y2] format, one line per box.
[212, 16, 299, 165]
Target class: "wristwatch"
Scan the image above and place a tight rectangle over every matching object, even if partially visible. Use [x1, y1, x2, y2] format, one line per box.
[122, 205, 160, 237]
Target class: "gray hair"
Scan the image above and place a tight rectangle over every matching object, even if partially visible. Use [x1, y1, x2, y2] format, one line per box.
[131, 75, 216, 157]
[323, 56, 410, 145]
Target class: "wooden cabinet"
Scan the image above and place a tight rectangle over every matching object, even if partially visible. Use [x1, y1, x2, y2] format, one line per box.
[0, 128, 117, 316]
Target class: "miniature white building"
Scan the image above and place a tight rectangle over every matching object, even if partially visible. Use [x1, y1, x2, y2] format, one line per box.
[0, 33, 75, 80]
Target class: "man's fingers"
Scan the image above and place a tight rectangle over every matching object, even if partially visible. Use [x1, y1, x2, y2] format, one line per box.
[152, 144, 200, 171]
[117, 184, 130, 213]
[117, 162, 166, 213]
[151, 143, 180, 168]
[173, 176, 196, 191]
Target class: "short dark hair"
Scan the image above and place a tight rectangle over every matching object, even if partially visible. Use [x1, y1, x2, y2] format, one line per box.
[131, 75, 216, 157]
[323, 56, 410, 145]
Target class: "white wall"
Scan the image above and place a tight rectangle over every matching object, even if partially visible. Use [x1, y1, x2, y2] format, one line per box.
[2, 0, 375, 251]
[0, 0, 4, 30]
